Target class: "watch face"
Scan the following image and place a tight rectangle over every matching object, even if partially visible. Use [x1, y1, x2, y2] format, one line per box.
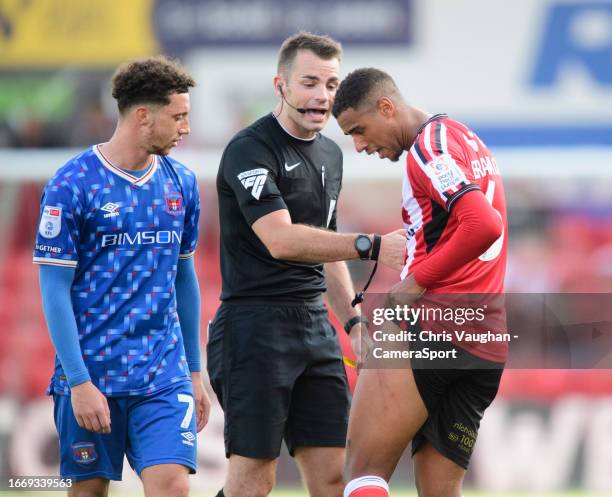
[356, 236, 371, 252]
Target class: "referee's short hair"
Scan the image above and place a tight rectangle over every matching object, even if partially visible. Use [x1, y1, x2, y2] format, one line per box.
[332, 68, 399, 118]
[112, 55, 195, 114]
[278, 32, 343, 77]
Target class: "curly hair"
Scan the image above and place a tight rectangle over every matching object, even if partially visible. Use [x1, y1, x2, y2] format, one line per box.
[277, 31, 342, 76]
[111, 55, 195, 113]
[332, 68, 397, 118]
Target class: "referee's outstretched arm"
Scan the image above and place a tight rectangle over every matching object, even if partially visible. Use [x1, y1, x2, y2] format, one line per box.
[252, 208, 407, 271]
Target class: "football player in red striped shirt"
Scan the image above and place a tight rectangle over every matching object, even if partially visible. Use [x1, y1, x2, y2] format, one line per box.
[333, 68, 507, 497]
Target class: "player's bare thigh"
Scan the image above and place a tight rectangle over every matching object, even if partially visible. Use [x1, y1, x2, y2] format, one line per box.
[141, 463, 190, 497]
[345, 367, 429, 481]
[68, 477, 109, 497]
[294, 446, 344, 497]
[413, 442, 465, 497]
[224, 454, 278, 497]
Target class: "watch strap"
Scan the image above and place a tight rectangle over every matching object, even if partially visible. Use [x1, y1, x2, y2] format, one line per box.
[344, 315, 369, 334]
[370, 234, 382, 261]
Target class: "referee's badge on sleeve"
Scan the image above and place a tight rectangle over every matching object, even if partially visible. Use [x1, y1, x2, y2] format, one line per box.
[238, 168, 269, 200]
[39, 205, 62, 239]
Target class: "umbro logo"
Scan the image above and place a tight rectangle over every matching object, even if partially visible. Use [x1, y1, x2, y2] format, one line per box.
[181, 431, 195, 447]
[101, 202, 120, 218]
[284, 161, 301, 172]
[237, 168, 268, 200]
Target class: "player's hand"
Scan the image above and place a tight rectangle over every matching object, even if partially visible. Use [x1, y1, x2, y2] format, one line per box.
[191, 373, 211, 433]
[386, 273, 425, 308]
[70, 381, 111, 434]
[378, 229, 407, 271]
[349, 322, 373, 371]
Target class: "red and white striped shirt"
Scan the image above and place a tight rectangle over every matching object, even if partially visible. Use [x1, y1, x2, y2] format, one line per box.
[401, 115, 508, 361]
[402, 115, 507, 293]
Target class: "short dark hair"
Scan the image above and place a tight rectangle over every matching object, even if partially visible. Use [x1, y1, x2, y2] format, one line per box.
[277, 31, 342, 76]
[332, 68, 397, 118]
[111, 55, 195, 114]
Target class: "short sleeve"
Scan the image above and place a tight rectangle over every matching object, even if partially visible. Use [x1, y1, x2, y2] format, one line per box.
[221, 136, 287, 226]
[326, 147, 342, 232]
[179, 175, 200, 259]
[409, 120, 480, 211]
[327, 197, 339, 231]
[33, 174, 83, 267]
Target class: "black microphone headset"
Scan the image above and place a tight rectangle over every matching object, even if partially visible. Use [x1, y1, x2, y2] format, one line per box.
[277, 84, 307, 114]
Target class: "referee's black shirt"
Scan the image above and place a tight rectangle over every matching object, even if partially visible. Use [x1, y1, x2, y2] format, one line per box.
[217, 113, 343, 302]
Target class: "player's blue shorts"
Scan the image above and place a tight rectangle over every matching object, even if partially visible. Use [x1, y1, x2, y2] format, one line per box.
[53, 380, 197, 481]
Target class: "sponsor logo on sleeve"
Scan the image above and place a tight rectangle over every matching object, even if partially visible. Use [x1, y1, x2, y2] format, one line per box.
[426, 154, 467, 191]
[39, 206, 62, 239]
[35, 244, 63, 254]
[238, 168, 269, 200]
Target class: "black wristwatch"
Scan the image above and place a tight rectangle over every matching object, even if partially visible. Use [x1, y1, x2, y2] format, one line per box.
[355, 233, 382, 261]
[355, 234, 373, 260]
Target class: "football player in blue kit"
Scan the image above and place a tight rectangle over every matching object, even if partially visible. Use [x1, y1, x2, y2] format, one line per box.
[34, 56, 210, 497]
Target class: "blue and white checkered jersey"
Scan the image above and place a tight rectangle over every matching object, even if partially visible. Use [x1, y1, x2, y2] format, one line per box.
[33, 145, 200, 396]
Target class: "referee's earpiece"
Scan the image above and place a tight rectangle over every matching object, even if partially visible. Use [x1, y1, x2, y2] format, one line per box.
[277, 84, 307, 114]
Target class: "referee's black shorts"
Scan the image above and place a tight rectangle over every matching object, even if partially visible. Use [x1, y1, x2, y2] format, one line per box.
[207, 300, 350, 459]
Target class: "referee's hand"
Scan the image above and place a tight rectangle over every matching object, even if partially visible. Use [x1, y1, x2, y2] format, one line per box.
[70, 381, 111, 434]
[349, 323, 373, 371]
[379, 229, 408, 271]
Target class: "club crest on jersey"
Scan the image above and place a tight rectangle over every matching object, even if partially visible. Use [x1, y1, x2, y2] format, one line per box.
[39, 206, 62, 239]
[238, 168, 268, 200]
[164, 192, 184, 216]
[72, 442, 98, 465]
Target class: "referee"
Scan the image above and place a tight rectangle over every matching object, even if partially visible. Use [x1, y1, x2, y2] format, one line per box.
[208, 32, 406, 497]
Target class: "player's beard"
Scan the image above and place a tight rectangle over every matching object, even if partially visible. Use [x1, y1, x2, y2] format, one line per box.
[149, 142, 173, 156]
[147, 130, 175, 156]
[144, 118, 177, 156]
[389, 145, 403, 162]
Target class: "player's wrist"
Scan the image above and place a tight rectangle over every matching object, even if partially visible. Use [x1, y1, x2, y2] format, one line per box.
[69, 380, 94, 393]
[67, 372, 92, 389]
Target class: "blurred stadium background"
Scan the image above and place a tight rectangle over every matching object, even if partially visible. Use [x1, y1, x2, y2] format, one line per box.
[1, 0, 612, 495]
